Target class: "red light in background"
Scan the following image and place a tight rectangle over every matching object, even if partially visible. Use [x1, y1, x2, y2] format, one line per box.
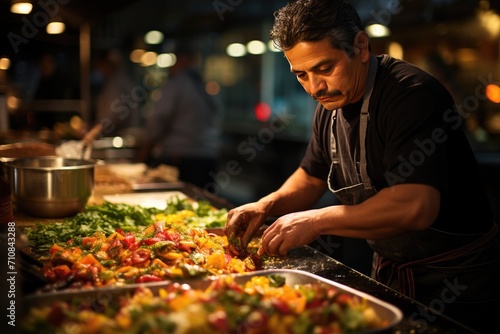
[254, 102, 272, 122]
[205, 81, 220, 95]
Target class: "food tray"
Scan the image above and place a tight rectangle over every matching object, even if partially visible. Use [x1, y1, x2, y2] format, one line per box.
[23, 269, 402, 333]
[238, 270, 403, 332]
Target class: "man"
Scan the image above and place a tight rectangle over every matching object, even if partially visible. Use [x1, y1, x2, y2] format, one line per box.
[224, 0, 500, 332]
[138, 43, 222, 188]
[93, 49, 141, 137]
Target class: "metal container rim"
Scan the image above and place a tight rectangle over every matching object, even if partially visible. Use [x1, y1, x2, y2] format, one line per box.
[5, 156, 96, 171]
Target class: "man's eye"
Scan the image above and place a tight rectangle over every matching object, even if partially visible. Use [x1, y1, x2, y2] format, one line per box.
[319, 66, 332, 73]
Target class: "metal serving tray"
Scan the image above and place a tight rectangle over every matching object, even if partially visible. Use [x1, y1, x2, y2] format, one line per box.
[24, 269, 402, 333]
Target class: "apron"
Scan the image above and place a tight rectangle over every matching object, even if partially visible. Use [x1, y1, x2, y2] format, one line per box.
[327, 55, 500, 332]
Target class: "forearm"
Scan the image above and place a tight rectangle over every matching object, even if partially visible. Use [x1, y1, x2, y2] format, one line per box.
[257, 167, 327, 217]
[312, 184, 440, 239]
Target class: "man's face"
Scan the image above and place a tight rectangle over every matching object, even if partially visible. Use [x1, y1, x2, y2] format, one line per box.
[284, 36, 369, 111]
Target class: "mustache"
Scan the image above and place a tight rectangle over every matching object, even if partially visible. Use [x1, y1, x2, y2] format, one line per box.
[311, 90, 341, 100]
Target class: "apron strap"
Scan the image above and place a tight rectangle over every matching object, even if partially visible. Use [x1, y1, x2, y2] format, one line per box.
[375, 223, 499, 299]
[330, 109, 338, 165]
[359, 55, 378, 190]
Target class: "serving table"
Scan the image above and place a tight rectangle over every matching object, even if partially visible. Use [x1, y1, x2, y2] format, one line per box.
[13, 179, 477, 334]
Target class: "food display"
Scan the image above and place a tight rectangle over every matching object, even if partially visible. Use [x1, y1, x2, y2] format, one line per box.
[22, 270, 400, 334]
[23, 198, 262, 290]
[19, 192, 403, 333]
[38, 221, 261, 289]
[25, 197, 227, 256]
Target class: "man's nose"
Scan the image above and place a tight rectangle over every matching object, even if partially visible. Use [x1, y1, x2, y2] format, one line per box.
[309, 75, 327, 96]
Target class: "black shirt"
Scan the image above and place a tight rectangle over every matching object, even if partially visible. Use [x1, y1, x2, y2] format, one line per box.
[301, 54, 493, 233]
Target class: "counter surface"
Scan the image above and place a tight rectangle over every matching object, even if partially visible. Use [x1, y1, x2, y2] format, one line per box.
[14, 183, 476, 334]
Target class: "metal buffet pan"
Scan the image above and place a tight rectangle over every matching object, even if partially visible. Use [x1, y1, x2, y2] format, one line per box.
[23, 269, 403, 333]
[234, 269, 403, 333]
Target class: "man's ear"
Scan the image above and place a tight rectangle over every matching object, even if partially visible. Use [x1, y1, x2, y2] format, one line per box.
[354, 31, 370, 62]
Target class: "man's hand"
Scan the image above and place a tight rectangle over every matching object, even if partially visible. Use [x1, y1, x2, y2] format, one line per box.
[261, 210, 321, 257]
[224, 202, 269, 255]
[224, 168, 326, 256]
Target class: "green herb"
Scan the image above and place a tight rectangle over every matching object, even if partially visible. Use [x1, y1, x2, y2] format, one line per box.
[24, 198, 228, 258]
[268, 274, 286, 288]
[24, 204, 153, 256]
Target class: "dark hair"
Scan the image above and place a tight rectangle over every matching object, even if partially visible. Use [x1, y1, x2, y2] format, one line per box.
[270, 0, 364, 56]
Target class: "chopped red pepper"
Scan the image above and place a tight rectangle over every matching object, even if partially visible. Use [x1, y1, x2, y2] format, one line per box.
[121, 234, 136, 249]
[144, 237, 162, 246]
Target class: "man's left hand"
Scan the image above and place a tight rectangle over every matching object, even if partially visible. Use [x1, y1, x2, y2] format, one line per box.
[261, 210, 321, 256]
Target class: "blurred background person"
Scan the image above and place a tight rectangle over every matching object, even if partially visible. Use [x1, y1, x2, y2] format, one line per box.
[137, 43, 223, 189]
[92, 49, 142, 138]
[30, 52, 79, 130]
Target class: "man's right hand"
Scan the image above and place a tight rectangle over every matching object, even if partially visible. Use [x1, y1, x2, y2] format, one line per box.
[223, 202, 269, 255]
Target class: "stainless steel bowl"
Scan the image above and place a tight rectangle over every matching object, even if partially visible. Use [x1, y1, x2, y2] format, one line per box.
[5, 156, 95, 218]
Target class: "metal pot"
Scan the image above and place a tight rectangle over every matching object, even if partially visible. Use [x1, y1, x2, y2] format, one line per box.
[0, 141, 57, 177]
[5, 156, 95, 218]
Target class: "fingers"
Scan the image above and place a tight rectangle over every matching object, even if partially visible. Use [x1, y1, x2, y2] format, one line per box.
[264, 235, 289, 257]
[222, 213, 229, 235]
[224, 213, 241, 255]
[241, 223, 258, 249]
[225, 203, 269, 255]
[225, 210, 251, 254]
[223, 208, 238, 235]
[224, 209, 242, 239]
[261, 224, 290, 257]
[257, 247, 265, 256]
[261, 223, 277, 255]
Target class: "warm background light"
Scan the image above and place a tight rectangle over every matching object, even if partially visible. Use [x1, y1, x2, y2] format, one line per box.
[144, 30, 164, 45]
[388, 42, 403, 60]
[156, 53, 176, 68]
[246, 40, 266, 55]
[205, 81, 220, 95]
[486, 84, 500, 103]
[365, 24, 391, 38]
[46, 21, 65, 34]
[0, 58, 11, 70]
[10, 1, 32, 14]
[226, 43, 246, 57]
[140, 51, 157, 67]
[129, 49, 145, 63]
[268, 40, 280, 52]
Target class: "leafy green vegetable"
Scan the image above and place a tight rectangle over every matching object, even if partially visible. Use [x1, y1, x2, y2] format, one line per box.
[24, 197, 227, 257]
